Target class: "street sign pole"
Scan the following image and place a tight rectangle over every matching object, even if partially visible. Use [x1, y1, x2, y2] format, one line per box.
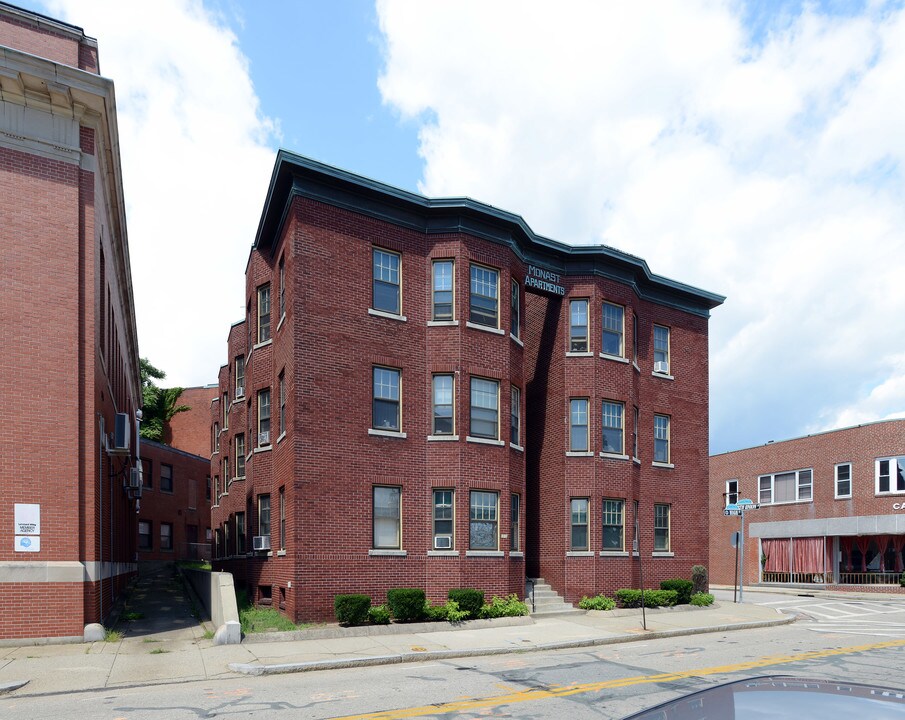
[739, 509, 745, 603]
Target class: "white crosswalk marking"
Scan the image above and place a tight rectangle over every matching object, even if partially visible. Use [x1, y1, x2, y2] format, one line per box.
[766, 599, 905, 637]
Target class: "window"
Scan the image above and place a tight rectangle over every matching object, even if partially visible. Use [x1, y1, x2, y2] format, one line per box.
[510, 386, 521, 446]
[432, 489, 454, 549]
[236, 511, 246, 554]
[160, 464, 173, 493]
[213, 475, 219, 501]
[469, 490, 498, 549]
[470, 377, 499, 439]
[138, 520, 151, 550]
[235, 434, 245, 478]
[654, 504, 670, 552]
[653, 325, 670, 373]
[569, 299, 589, 352]
[235, 355, 245, 398]
[160, 522, 173, 551]
[632, 406, 639, 459]
[511, 494, 520, 551]
[632, 314, 638, 364]
[206, 476, 211, 502]
[654, 414, 670, 463]
[570, 398, 589, 452]
[373, 486, 401, 549]
[141, 458, 152, 489]
[726, 479, 739, 506]
[213, 422, 219, 453]
[758, 469, 813, 504]
[223, 392, 228, 428]
[469, 264, 499, 327]
[257, 283, 271, 343]
[510, 280, 520, 339]
[258, 389, 271, 445]
[835, 464, 851, 498]
[431, 260, 454, 321]
[570, 498, 589, 551]
[372, 366, 401, 431]
[876, 457, 905, 494]
[602, 303, 624, 357]
[602, 401, 624, 455]
[431, 374, 454, 435]
[279, 255, 286, 320]
[373, 248, 401, 314]
[278, 371, 286, 437]
[223, 457, 229, 487]
[258, 494, 271, 537]
[602, 499, 624, 551]
[279, 486, 286, 551]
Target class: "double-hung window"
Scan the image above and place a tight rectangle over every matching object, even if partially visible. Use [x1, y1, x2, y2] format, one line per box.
[160, 463, 173, 493]
[653, 414, 670, 463]
[654, 504, 670, 552]
[235, 355, 245, 398]
[469, 490, 498, 549]
[258, 494, 271, 538]
[258, 389, 271, 446]
[602, 303, 624, 357]
[373, 248, 401, 315]
[602, 499, 624, 551]
[372, 367, 401, 432]
[235, 434, 245, 478]
[470, 377, 499, 439]
[602, 401, 624, 455]
[653, 325, 670, 374]
[373, 486, 401, 549]
[431, 260, 454, 321]
[431, 375, 454, 435]
[511, 494, 520, 551]
[570, 498, 589, 551]
[278, 371, 286, 438]
[236, 512, 246, 554]
[510, 280, 520, 339]
[469, 265, 499, 328]
[726, 479, 738, 506]
[257, 284, 271, 343]
[835, 463, 852, 498]
[432, 489, 454, 549]
[569, 299, 589, 352]
[138, 520, 152, 550]
[876, 457, 905, 494]
[213, 422, 219, 453]
[160, 522, 173, 551]
[278, 256, 286, 321]
[279, 487, 286, 551]
[758, 469, 812, 504]
[570, 398, 589, 452]
[632, 406, 639, 459]
[510, 386, 521, 447]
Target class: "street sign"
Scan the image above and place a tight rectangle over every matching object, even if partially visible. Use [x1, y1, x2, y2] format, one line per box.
[737, 498, 754, 505]
[724, 509, 740, 516]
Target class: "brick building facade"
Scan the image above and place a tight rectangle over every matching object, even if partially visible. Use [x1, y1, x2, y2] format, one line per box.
[0, 3, 141, 640]
[710, 419, 905, 593]
[210, 152, 723, 623]
[168, 386, 219, 458]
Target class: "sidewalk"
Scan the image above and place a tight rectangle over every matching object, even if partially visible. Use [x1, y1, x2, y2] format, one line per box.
[0, 599, 792, 697]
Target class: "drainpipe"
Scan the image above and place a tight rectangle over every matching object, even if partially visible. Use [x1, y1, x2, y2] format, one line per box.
[99, 415, 105, 623]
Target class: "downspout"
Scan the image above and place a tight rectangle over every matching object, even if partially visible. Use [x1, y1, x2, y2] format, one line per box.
[99, 414, 104, 623]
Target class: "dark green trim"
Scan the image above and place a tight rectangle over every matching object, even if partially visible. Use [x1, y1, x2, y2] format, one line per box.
[254, 151, 725, 317]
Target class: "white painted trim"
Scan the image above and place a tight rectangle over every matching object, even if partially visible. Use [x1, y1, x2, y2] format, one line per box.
[368, 308, 407, 322]
[369, 428, 407, 439]
[0, 561, 137, 583]
[465, 321, 505, 335]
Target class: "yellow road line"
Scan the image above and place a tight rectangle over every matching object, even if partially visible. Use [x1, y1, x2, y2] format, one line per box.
[330, 637, 905, 720]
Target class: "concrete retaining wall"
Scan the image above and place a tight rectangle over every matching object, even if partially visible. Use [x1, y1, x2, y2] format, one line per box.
[181, 568, 241, 644]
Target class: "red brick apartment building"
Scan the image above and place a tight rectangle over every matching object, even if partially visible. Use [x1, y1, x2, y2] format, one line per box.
[710, 419, 905, 593]
[168, 385, 220, 458]
[137, 441, 212, 564]
[210, 151, 724, 622]
[0, 3, 142, 640]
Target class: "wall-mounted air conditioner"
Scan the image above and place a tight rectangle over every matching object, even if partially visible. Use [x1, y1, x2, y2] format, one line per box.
[235, 386, 244, 398]
[258, 431, 270, 446]
[128, 466, 142, 489]
[253, 535, 271, 551]
[654, 361, 669, 374]
[434, 536, 452, 550]
[109, 413, 130, 454]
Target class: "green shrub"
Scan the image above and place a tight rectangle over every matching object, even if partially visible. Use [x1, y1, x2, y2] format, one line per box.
[479, 594, 529, 618]
[691, 565, 709, 595]
[334, 594, 371, 625]
[424, 602, 447, 621]
[690, 592, 715, 607]
[448, 588, 485, 619]
[660, 579, 693, 605]
[444, 600, 468, 623]
[900, 572, 905, 588]
[615, 588, 678, 608]
[578, 594, 616, 611]
[387, 588, 426, 622]
[368, 604, 391, 624]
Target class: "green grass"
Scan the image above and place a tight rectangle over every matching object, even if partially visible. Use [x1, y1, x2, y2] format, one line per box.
[202, 629, 215, 640]
[235, 588, 310, 634]
[142, 638, 161, 643]
[178, 560, 212, 571]
[149, 647, 170, 654]
[104, 629, 123, 642]
[122, 611, 144, 622]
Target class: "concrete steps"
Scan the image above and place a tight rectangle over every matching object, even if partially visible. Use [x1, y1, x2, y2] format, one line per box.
[526, 577, 584, 617]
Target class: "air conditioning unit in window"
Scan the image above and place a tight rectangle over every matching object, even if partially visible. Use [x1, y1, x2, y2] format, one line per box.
[109, 412, 130, 454]
[128, 466, 142, 489]
[258, 431, 270, 445]
[253, 535, 271, 551]
[654, 361, 669, 374]
[434, 536, 452, 550]
[236, 386, 244, 398]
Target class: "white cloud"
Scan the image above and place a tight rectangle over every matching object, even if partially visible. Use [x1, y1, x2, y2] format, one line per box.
[48, 0, 276, 387]
[377, 0, 905, 452]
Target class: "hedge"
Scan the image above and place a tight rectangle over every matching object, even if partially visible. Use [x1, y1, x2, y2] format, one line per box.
[387, 588, 426, 622]
[448, 588, 485, 619]
[660, 578, 693, 605]
[615, 589, 678, 608]
[690, 592, 714, 607]
[334, 594, 371, 625]
[578, 594, 616, 611]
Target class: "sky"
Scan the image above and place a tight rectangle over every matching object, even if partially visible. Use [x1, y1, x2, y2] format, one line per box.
[21, 0, 905, 454]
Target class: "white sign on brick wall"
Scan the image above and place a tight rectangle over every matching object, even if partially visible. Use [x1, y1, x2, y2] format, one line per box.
[14, 503, 40, 535]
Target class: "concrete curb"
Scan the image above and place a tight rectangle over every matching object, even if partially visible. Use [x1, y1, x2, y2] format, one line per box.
[0, 680, 29, 694]
[228, 615, 796, 676]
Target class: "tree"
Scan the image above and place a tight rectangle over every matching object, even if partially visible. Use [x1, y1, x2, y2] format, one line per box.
[139, 357, 189, 442]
